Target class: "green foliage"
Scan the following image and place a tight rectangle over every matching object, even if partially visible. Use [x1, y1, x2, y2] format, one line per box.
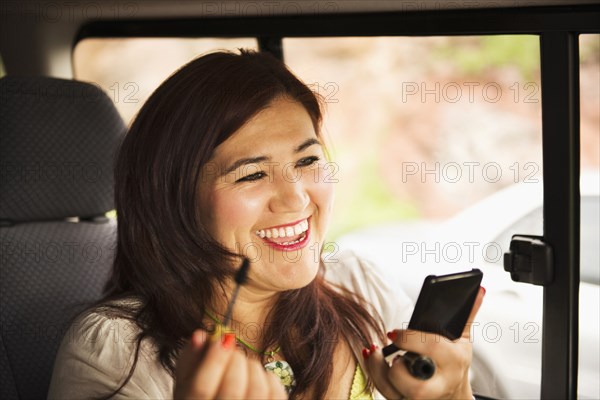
[435, 36, 540, 80]
[327, 154, 418, 240]
[580, 34, 600, 64]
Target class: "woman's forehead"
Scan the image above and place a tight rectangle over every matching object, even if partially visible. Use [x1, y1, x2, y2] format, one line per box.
[213, 99, 318, 158]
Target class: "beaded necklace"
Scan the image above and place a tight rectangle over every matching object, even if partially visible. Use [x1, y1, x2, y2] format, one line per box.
[204, 309, 281, 362]
[204, 310, 296, 393]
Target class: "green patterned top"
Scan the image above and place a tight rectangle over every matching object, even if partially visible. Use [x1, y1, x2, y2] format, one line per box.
[265, 359, 372, 399]
[349, 363, 373, 400]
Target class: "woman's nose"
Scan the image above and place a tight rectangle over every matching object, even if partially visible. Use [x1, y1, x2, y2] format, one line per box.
[269, 178, 310, 213]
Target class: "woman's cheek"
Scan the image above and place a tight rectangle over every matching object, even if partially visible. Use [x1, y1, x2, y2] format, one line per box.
[208, 187, 265, 243]
[306, 165, 335, 223]
[315, 162, 336, 202]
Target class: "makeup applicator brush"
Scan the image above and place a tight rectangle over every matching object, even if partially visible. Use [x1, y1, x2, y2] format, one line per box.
[211, 257, 251, 341]
[223, 257, 250, 328]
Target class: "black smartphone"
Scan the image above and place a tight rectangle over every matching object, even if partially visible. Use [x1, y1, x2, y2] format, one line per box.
[408, 268, 483, 340]
[381, 269, 483, 380]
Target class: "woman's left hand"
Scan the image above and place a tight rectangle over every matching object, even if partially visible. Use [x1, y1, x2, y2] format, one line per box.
[364, 287, 485, 400]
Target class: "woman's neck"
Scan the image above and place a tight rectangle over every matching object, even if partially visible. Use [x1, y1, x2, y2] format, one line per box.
[212, 284, 279, 349]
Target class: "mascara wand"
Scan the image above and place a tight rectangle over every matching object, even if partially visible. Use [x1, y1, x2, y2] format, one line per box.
[222, 257, 251, 328]
[382, 343, 436, 380]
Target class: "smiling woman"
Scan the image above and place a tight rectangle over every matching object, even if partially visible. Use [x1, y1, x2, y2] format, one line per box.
[199, 98, 334, 292]
[47, 49, 482, 399]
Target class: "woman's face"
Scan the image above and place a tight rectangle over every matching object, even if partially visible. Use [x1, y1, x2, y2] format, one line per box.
[199, 97, 335, 293]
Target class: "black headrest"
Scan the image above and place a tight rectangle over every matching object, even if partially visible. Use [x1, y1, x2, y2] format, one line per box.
[0, 76, 126, 223]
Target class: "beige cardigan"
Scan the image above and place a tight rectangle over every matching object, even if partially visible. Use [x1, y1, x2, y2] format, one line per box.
[48, 251, 413, 399]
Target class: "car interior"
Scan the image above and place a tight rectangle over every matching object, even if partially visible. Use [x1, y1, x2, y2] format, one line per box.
[1, 76, 124, 398]
[0, 1, 598, 399]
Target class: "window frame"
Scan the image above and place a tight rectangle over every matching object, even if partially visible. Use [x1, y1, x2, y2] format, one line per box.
[75, 5, 600, 398]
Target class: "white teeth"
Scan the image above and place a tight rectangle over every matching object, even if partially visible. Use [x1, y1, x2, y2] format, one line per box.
[256, 219, 310, 240]
[280, 232, 306, 246]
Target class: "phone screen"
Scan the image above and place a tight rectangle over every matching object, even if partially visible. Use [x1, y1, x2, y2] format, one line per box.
[408, 269, 483, 340]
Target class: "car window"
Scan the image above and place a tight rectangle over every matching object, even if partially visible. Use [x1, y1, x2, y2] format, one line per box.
[283, 35, 546, 399]
[69, 31, 599, 400]
[284, 36, 544, 240]
[73, 38, 258, 125]
[491, 196, 599, 285]
[579, 34, 600, 286]
[578, 34, 600, 399]
[580, 196, 600, 285]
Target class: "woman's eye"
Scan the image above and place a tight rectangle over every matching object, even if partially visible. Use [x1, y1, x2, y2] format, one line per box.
[236, 171, 266, 183]
[296, 156, 320, 167]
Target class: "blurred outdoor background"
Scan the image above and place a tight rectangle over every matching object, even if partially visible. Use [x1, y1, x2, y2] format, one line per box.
[73, 35, 599, 241]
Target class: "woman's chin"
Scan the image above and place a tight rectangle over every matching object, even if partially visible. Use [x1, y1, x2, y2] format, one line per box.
[261, 257, 321, 291]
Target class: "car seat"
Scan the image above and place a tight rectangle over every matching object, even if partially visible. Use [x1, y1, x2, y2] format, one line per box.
[0, 76, 125, 399]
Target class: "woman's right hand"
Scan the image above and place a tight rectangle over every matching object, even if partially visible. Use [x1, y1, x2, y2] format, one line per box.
[174, 330, 288, 399]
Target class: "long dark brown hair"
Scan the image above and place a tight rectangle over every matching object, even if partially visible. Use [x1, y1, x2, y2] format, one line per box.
[95, 49, 385, 399]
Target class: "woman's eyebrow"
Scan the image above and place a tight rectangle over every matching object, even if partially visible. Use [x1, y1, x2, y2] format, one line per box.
[295, 138, 322, 153]
[222, 138, 321, 176]
[222, 156, 270, 176]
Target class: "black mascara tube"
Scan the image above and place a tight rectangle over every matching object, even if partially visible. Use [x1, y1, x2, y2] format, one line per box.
[382, 343, 436, 380]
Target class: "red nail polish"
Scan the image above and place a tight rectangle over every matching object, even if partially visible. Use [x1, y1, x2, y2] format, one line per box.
[362, 348, 370, 359]
[370, 343, 377, 352]
[387, 331, 398, 341]
[222, 333, 235, 349]
[481, 286, 487, 295]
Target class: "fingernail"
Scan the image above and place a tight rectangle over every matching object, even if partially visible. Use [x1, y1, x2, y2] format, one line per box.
[370, 343, 377, 352]
[481, 286, 487, 295]
[362, 348, 371, 359]
[222, 333, 235, 349]
[387, 331, 398, 341]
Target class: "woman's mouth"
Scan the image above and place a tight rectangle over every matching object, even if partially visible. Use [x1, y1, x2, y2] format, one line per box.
[255, 218, 311, 251]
